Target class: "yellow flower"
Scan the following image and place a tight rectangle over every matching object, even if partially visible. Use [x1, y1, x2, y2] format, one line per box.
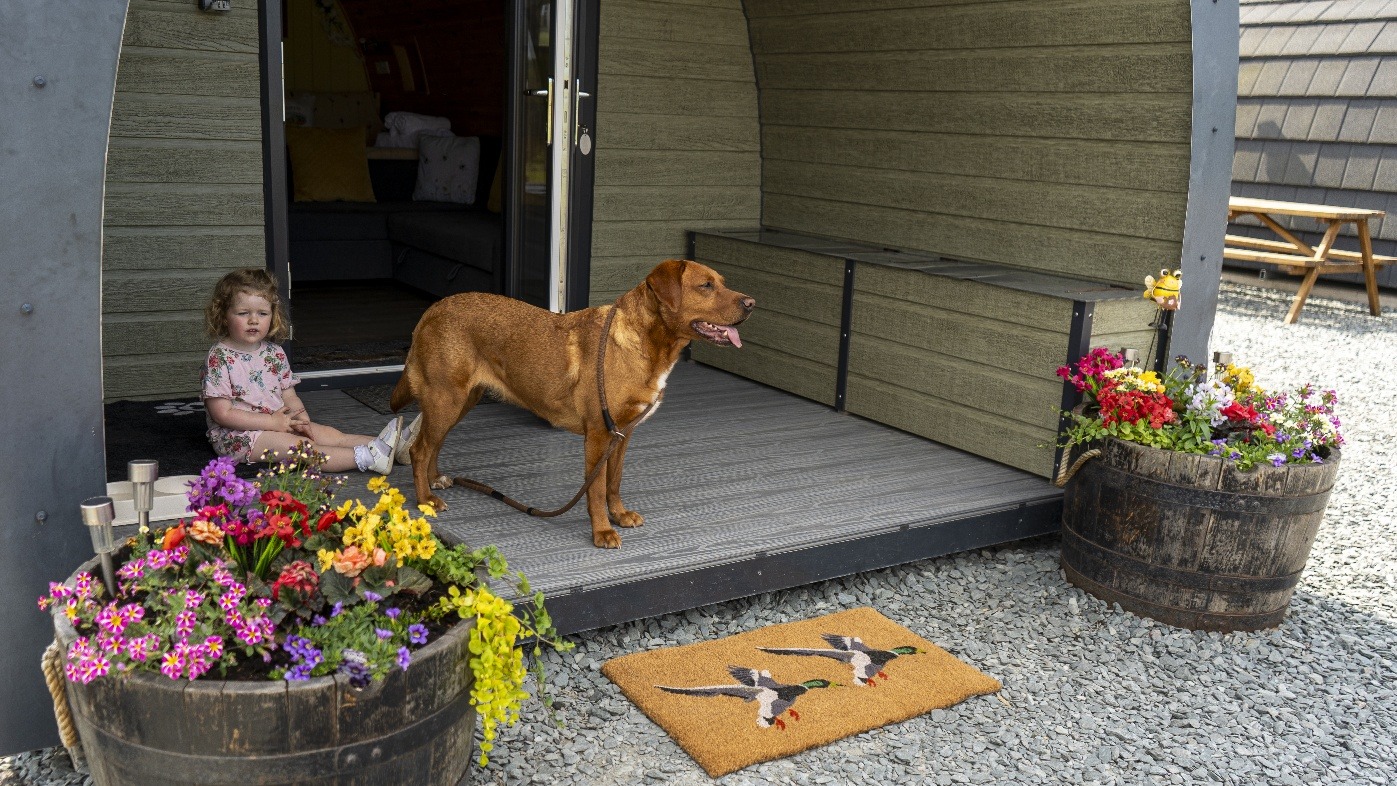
[367, 476, 388, 493]
[418, 503, 436, 517]
[317, 548, 335, 572]
[337, 499, 354, 517]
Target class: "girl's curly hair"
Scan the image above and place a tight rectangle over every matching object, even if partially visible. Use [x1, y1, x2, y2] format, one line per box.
[205, 268, 290, 341]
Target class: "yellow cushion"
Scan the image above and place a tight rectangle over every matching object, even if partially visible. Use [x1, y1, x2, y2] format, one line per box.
[285, 126, 376, 203]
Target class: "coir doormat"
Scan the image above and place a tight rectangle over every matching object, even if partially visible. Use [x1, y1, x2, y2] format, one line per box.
[601, 607, 1001, 778]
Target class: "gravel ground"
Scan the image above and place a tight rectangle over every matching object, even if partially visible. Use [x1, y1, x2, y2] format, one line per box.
[5, 282, 1394, 786]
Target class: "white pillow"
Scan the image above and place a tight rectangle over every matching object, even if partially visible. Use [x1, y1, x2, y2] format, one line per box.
[413, 135, 480, 204]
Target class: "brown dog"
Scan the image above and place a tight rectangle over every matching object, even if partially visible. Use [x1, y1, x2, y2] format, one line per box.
[390, 259, 754, 548]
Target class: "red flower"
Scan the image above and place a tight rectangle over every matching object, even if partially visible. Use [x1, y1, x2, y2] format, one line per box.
[270, 560, 319, 602]
[315, 509, 340, 532]
[266, 512, 300, 548]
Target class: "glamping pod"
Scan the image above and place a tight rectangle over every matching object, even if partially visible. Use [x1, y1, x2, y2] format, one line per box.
[1, 0, 1236, 754]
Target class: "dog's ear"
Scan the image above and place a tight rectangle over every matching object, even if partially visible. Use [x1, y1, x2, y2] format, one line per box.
[646, 259, 687, 312]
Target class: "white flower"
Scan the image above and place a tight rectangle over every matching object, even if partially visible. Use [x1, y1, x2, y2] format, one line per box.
[1186, 379, 1234, 427]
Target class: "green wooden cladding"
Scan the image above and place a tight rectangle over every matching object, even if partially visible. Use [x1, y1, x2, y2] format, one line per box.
[690, 232, 1158, 479]
[588, 0, 761, 305]
[102, 0, 266, 400]
[745, 0, 1193, 289]
[689, 236, 846, 406]
[847, 266, 1156, 478]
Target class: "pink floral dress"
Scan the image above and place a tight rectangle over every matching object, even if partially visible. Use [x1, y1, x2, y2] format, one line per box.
[201, 342, 300, 462]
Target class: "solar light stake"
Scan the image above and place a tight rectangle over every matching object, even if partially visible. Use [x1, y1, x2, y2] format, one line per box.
[128, 459, 159, 533]
[80, 496, 118, 597]
[1120, 348, 1139, 368]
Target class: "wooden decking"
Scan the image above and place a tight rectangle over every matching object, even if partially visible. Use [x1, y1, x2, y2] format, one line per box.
[310, 362, 1062, 635]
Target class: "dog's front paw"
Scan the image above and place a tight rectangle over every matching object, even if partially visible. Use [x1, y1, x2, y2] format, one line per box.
[593, 528, 622, 549]
[611, 510, 644, 528]
[422, 493, 448, 512]
[429, 474, 453, 491]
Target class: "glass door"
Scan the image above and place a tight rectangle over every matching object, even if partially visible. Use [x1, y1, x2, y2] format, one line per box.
[508, 0, 557, 309]
[508, 0, 596, 312]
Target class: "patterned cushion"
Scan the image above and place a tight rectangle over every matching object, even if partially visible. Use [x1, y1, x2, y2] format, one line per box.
[413, 135, 480, 205]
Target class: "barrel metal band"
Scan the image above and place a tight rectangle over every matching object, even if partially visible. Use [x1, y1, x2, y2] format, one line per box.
[1060, 525, 1305, 594]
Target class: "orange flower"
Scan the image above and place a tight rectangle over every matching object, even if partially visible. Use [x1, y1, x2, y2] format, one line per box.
[331, 546, 372, 578]
[188, 519, 224, 546]
[372, 548, 388, 567]
[161, 524, 187, 551]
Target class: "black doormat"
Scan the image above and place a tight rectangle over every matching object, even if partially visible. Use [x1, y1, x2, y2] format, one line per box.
[342, 385, 415, 416]
[103, 399, 257, 483]
[291, 340, 411, 373]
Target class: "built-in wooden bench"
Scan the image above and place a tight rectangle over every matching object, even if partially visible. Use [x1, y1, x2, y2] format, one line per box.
[687, 228, 1158, 479]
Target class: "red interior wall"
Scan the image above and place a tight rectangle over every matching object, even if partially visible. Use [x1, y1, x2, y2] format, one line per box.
[339, 0, 506, 137]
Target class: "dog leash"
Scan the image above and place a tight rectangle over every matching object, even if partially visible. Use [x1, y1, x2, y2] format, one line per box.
[451, 306, 656, 518]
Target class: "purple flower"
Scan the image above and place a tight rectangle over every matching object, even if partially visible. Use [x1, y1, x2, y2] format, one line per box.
[396, 646, 411, 671]
[408, 624, 428, 645]
[338, 649, 372, 688]
[1267, 453, 1286, 467]
[330, 601, 344, 618]
[374, 628, 392, 641]
[363, 591, 383, 603]
[384, 607, 401, 620]
[311, 614, 327, 627]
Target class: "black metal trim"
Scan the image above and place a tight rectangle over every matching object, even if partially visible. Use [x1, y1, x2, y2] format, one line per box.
[834, 259, 856, 412]
[543, 498, 1062, 635]
[1054, 300, 1095, 476]
[686, 229, 697, 261]
[258, 0, 291, 323]
[504, 0, 528, 301]
[565, 0, 600, 311]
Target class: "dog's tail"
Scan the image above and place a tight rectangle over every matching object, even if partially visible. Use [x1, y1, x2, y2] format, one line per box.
[390, 352, 416, 413]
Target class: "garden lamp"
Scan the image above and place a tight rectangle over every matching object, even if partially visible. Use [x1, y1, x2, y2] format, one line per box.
[80, 496, 117, 597]
[128, 459, 159, 533]
[1213, 351, 1233, 379]
[1120, 348, 1139, 368]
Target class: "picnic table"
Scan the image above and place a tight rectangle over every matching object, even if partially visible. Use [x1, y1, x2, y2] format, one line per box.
[1225, 196, 1392, 323]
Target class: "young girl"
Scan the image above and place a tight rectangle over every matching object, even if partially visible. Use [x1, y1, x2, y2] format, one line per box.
[201, 268, 403, 474]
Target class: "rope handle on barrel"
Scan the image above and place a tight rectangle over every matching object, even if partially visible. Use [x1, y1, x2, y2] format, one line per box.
[451, 306, 654, 518]
[41, 640, 84, 767]
[1054, 449, 1102, 488]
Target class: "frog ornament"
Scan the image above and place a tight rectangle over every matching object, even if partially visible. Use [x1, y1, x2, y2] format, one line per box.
[1143, 268, 1182, 311]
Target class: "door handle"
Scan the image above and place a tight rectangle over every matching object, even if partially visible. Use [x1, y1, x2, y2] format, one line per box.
[524, 77, 554, 145]
[574, 84, 592, 155]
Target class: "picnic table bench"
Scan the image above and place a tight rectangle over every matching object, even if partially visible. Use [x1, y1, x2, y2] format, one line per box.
[1225, 196, 1393, 323]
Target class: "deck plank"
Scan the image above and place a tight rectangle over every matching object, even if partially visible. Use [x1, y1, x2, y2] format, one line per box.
[307, 362, 1060, 632]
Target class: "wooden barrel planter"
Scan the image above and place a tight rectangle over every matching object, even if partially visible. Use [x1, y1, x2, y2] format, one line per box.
[51, 559, 477, 786]
[1060, 438, 1340, 632]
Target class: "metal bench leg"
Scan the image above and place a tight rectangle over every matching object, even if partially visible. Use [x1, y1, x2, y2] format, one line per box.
[1358, 218, 1383, 317]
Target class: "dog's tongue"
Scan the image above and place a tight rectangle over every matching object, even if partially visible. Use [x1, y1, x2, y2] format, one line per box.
[722, 325, 742, 348]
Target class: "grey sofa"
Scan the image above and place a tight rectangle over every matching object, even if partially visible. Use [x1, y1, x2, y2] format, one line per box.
[287, 136, 503, 298]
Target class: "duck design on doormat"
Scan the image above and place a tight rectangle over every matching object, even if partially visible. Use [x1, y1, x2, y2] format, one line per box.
[655, 665, 840, 730]
[758, 634, 924, 686]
